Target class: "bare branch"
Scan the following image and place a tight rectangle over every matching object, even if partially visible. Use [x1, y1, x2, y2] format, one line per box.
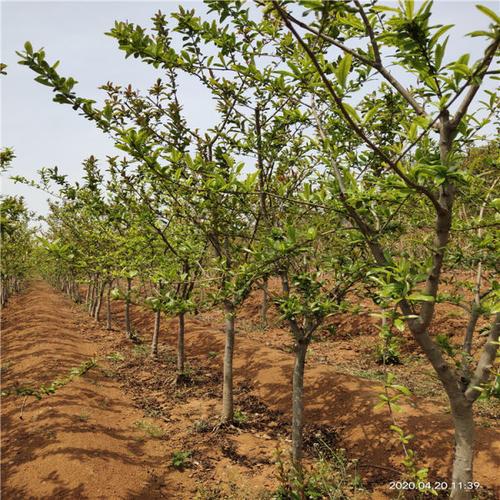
[352, 0, 381, 63]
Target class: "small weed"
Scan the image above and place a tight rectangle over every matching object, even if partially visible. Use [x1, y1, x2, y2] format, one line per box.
[195, 485, 224, 500]
[233, 409, 248, 426]
[193, 419, 210, 433]
[324, 324, 337, 336]
[70, 358, 97, 377]
[106, 352, 125, 363]
[306, 348, 316, 360]
[195, 481, 270, 500]
[0, 361, 12, 373]
[207, 351, 218, 359]
[1, 358, 97, 399]
[177, 367, 194, 382]
[346, 368, 385, 382]
[100, 368, 117, 379]
[134, 420, 165, 438]
[376, 334, 401, 365]
[76, 412, 90, 422]
[143, 406, 163, 419]
[171, 450, 192, 469]
[97, 398, 111, 410]
[132, 344, 149, 357]
[130, 329, 142, 343]
[274, 446, 364, 499]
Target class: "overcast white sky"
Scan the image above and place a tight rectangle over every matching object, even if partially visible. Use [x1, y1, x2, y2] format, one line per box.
[1, 0, 498, 215]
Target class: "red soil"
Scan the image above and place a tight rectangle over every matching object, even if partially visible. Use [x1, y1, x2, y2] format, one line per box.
[1, 282, 187, 498]
[1, 281, 499, 498]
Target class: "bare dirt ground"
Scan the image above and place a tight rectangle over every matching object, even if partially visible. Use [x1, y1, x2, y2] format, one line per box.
[1, 281, 499, 499]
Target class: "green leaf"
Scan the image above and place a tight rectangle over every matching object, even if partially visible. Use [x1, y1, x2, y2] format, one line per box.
[476, 5, 500, 25]
[299, 0, 324, 9]
[342, 102, 360, 123]
[407, 293, 435, 302]
[435, 37, 448, 70]
[389, 424, 404, 435]
[24, 41, 33, 55]
[335, 54, 352, 88]
[371, 5, 398, 13]
[307, 227, 317, 240]
[468, 30, 495, 38]
[404, 0, 414, 19]
[392, 384, 411, 396]
[394, 318, 405, 331]
[363, 104, 381, 124]
[430, 25, 453, 48]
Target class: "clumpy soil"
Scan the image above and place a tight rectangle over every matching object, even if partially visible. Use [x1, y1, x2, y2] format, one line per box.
[1, 281, 498, 498]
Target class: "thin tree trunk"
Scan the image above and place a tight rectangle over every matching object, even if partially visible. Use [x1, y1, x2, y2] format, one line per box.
[222, 301, 235, 423]
[125, 277, 132, 338]
[261, 277, 269, 329]
[177, 311, 185, 373]
[150, 309, 161, 357]
[106, 281, 112, 330]
[450, 400, 474, 500]
[74, 281, 81, 303]
[1, 280, 7, 307]
[90, 280, 99, 318]
[88, 279, 96, 315]
[85, 280, 90, 306]
[292, 339, 308, 468]
[94, 281, 105, 321]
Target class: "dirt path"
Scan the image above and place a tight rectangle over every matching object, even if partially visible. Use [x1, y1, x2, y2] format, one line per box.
[0, 282, 179, 499]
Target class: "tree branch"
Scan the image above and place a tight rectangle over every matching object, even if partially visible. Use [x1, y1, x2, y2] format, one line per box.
[278, 4, 431, 121]
[465, 313, 500, 402]
[273, 0, 442, 213]
[450, 38, 500, 130]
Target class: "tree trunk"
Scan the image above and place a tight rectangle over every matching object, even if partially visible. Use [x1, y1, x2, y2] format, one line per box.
[72, 280, 81, 303]
[222, 301, 235, 423]
[88, 279, 96, 315]
[450, 400, 474, 500]
[177, 311, 185, 373]
[76, 282, 82, 303]
[292, 338, 308, 468]
[84, 281, 90, 306]
[106, 281, 112, 330]
[1, 281, 7, 307]
[125, 277, 132, 338]
[261, 277, 269, 329]
[94, 281, 105, 321]
[151, 309, 161, 357]
[90, 281, 99, 318]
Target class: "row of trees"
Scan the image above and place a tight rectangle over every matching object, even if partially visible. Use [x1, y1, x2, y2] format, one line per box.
[1, 148, 36, 307]
[11, 1, 499, 497]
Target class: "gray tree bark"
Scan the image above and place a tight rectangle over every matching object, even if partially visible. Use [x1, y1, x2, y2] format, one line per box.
[106, 281, 112, 330]
[125, 277, 132, 338]
[177, 312, 185, 373]
[449, 400, 474, 500]
[292, 338, 308, 468]
[150, 309, 161, 357]
[222, 301, 235, 423]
